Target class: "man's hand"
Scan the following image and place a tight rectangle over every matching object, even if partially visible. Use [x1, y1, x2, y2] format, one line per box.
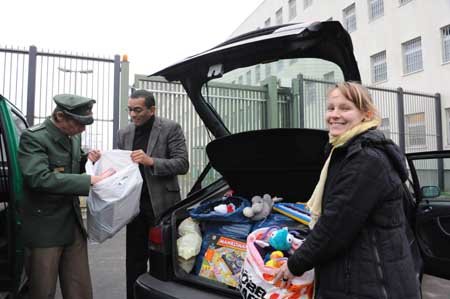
[88, 149, 101, 163]
[130, 150, 154, 166]
[273, 262, 295, 289]
[90, 168, 116, 185]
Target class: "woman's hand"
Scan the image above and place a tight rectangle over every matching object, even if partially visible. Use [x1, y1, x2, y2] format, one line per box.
[273, 263, 295, 288]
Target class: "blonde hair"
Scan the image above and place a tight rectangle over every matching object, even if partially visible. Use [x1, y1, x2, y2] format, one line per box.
[329, 81, 381, 124]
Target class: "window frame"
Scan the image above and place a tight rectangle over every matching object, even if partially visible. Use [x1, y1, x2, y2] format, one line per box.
[441, 25, 450, 64]
[288, 0, 297, 20]
[406, 112, 426, 148]
[342, 3, 357, 33]
[370, 50, 387, 83]
[275, 7, 283, 25]
[303, 0, 313, 10]
[368, 0, 384, 21]
[402, 37, 423, 74]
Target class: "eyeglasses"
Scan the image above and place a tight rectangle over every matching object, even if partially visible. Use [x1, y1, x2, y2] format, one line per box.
[126, 107, 146, 114]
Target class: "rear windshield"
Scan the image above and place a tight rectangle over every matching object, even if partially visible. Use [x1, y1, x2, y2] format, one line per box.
[201, 58, 344, 134]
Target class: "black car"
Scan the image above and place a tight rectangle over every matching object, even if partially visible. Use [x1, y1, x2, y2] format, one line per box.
[134, 21, 450, 298]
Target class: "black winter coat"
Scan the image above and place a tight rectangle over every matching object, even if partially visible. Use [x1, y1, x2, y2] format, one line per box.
[287, 130, 421, 299]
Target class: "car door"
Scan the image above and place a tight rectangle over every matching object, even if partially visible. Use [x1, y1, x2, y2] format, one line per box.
[0, 95, 27, 297]
[406, 151, 450, 280]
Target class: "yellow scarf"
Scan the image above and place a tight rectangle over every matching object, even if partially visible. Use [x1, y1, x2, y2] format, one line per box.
[306, 119, 380, 228]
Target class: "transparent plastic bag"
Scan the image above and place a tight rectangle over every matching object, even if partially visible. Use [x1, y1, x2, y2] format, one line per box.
[85, 150, 143, 243]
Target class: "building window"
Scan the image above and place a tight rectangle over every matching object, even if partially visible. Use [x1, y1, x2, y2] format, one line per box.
[264, 18, 271, 28]
[255, 65, 261, 83]
[246, 71, 252, 85]
[304, 0, 313, 9]
[305, 81, 318, 103]
[368, 0, 384, 20]
[265, 63, 272, 78]
[379, 118, 391, 138]
[442, 25, 450, 63]
[343, 3, 357, 33]
[277, 60, 284, 72]
[276, 8, 283, 25]
[402, 37, 423, 74]
[446, 109, 450, 144]
[406, 113, 426, 147]
[323, 71, 335, 82]
[371, 51, 387, 83]
[289, 0, 297, 20]
[399, 0, 412, 5]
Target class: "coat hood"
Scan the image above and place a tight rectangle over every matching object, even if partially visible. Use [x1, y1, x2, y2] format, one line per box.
[347, 130, 409, 182]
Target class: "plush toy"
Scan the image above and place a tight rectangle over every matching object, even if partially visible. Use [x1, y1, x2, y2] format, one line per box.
[265, 250, 285, 268]
[243, 194, 282, 221]
[214, 203, 236, 214]
[255, 227, 304, 255]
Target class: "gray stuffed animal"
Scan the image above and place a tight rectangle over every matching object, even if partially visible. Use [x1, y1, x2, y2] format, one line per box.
[243, 194, 282, 221]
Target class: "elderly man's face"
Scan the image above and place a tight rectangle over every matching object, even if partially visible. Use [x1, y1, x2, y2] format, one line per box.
[55, 113, 86, 136]
[127, 96, 155, 126]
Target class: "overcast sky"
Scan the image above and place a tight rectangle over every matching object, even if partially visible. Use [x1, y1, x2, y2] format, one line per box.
[1, 0, 263, 78]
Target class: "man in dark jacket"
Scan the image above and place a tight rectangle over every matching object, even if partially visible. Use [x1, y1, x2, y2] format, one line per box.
[117, 90, 189, 299]
[18, 94, 114, 299]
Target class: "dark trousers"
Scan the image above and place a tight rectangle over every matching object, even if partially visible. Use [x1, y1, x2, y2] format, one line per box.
[126, 211, 152, 299]
[26, 226, 92, 299]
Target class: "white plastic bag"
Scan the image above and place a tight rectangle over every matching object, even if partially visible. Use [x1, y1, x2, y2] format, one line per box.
[85, 149, 143, 243]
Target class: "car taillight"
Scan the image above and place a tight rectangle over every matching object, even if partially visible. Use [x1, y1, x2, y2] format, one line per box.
[148, 226, 163, 245]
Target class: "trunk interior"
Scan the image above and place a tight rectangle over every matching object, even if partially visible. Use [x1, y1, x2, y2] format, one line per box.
[170, 128, 329, 294]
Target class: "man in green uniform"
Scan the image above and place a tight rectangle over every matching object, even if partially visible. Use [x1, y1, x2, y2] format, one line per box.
[18, 94, 114, 299]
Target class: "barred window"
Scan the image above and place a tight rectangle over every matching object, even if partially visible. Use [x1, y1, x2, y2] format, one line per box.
[371, 51, 387, 83]
[304, 0, 313, 9]
[402, 37, 423, 74]
[255, 65, 261, 83]
[379, 118, 391, 139]
[323, 71, 335, 82]
[265, 63, 272, 78]
[442, 25, 450, 63]
[264, 17, 271, 28]
[406, 113, 426, 147]
[276, 8, 283, 25]
[289, 0, 297, 20]
[246, 71, 252, 85]
[399, 0, 412, 5]
[368, 0, 384, 20]
[343, 3, 357, 33]
[277, 60, 284, 72]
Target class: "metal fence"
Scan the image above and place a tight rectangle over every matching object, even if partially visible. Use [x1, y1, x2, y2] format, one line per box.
[0, 45, 121, 150]
[135, 74, 442, 197]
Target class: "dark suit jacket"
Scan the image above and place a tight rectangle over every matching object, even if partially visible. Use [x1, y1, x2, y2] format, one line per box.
[117, 116, 189, 219]
[18, 118, 91, 248]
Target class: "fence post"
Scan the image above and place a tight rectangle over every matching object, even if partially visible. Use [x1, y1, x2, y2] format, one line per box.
[397, 87, 405, 153]
[26, 45, 37, 126]
[112, 55, 121, 149]
[435, 92, 444, 190]
[119, 55, 130, 131]
[262, 76, 278, 128]
[291, 74, 304, 128]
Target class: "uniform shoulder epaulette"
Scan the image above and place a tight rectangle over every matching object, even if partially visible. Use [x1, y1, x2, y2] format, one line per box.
[28, 123, 45, 132]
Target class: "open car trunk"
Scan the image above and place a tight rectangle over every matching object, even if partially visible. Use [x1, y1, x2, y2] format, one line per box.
[167, 129, 328, 295]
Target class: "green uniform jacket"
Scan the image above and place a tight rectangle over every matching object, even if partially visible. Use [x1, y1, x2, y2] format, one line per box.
[18, 117, 91, 248]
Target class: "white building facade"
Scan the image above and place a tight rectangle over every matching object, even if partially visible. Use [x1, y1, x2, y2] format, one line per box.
[231, 0, 450, 148]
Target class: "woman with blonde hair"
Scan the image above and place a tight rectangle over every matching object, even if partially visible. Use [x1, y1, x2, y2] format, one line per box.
[275, 82, 421, 298]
